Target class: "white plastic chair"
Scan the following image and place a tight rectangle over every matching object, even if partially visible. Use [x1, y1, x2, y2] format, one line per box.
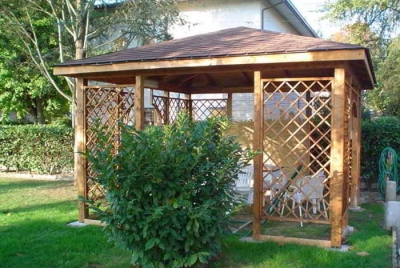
[263, 166, 287, 200]
[282, 175, 328, 226]
[234, 165, 254, 204]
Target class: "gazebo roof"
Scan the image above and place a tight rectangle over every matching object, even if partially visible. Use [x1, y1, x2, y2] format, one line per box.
[54, 27, 375, 89]
[57, 27, 368, 66]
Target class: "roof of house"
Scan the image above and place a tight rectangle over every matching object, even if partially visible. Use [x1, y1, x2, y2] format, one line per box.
[269, 0, 318, 37]
[56, 27, 367, 67]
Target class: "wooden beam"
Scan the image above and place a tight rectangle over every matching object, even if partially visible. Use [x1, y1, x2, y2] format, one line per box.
[188, 86, 253, 94]
[253, 71, 263, 240]
[157, 81, 188, 94]
[62, 61, 347, 84]
[135, 75, 145, 130]
[361, 52, 376, 89]
[54, 49, 368, 76]
[204, 73, 218, 86]
[75, 78, 88, 222]
[330, 68, 346, 247]
[254, 235, 331, 248]
[241, 71, 252, 84]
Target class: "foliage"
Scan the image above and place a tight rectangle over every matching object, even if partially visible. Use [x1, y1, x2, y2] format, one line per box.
[371, 37, 400, 116]
[324, 0, 400, 116]
[329, 22, 384, 65]
[324, 0, 400, 42]
[0, 26, 69, 124]
[88, 114, 255, 267]
[0, 0, 183, 106]
[360, 116, 400, 188]
[0, 125, 73, 173]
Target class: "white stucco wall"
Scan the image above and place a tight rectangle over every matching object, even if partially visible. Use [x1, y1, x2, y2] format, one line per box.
[260, 2, 298, 34]
[171, 0, 299, 39]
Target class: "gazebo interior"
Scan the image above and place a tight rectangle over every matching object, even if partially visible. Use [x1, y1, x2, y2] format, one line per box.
[54, 27, 375, 248]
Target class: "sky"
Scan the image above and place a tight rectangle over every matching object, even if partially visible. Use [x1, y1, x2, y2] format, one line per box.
[290, 0, 339, 38]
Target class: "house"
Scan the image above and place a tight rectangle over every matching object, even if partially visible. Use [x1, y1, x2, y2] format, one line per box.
[172, 0, 317, 38]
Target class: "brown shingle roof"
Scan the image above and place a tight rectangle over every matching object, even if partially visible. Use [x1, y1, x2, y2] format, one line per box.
[56, 27, 366, 67]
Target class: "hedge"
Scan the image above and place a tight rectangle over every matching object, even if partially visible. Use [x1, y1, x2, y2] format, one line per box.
[361, 116, 400, 188]
[0, 125, 73, 174]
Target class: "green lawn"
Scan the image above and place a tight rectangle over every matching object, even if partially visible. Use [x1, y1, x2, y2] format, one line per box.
[0, 178, 392, 268]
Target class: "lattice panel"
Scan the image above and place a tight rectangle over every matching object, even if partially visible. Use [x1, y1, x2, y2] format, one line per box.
[192, 99, 227, 121]
[170, 98, 189, 123]
[261, 79, 332, 224]
[152, 95, 189, 125]
[85, 85, 135, 201]
[152, 96, 168, 124]
[342, 79, 353, 214]
[152, 95, 226, 124]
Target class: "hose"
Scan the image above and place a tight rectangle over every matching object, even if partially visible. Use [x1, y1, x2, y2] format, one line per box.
[378, 147, 399, 197]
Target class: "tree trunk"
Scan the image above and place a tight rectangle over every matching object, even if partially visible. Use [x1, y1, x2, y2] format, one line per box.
[72, 0, 88, 128]
[36, 98, 45, 124]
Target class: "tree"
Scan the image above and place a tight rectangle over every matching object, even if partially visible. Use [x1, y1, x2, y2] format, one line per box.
[0, 0, 182, 118]
[324, 0, 400, 116]
[330, 22, 384, 65]
[0, 13, 69, 124]
[374, 37, 400, 116]
[324, 0, 400, 43]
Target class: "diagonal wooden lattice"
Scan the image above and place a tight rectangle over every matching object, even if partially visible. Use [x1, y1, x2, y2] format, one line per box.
[341, 79, 355, 215]
[85, 85, 135, 201]
[192, 99, 228, 121]
[261, 79, 332, 224]
[152, 96, 189, 125]
[152, 95, 227, 124]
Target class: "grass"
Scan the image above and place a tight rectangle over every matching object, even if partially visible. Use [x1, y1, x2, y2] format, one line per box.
[0, 178, 392, 268]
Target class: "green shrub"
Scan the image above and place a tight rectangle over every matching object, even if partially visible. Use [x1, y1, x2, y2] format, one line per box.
[0, 125, 73, 173]
[88, 114, 255, 267]
[361, 116, 400, 188]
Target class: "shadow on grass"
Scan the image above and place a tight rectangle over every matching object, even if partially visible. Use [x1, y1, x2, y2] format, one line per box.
[0, 199, 76, 217]
[0, 178, 74, 194]
[212, 203, 391, 268]
[0, 218, 132, 268]
[213, 232, 391, 268]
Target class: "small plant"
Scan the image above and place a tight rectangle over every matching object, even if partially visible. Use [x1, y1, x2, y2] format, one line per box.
[88, 114, 255, 267]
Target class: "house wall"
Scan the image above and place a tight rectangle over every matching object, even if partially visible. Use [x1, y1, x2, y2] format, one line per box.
[171, 0, 299, 38]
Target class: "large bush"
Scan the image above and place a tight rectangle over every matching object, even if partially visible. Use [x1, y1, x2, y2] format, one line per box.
[0, 125, 73, 173]
[361, 116, 400, 188]
[88, 114, 254, 267]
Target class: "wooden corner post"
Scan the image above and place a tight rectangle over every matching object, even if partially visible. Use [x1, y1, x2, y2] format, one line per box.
[253, 71, 263, 239]
[227, 93, 233, 120]
[330, 68, 346, 247]
[75, 78, 88, 222]
[350, 93, 361, 208]
[135, 76, 145, 130]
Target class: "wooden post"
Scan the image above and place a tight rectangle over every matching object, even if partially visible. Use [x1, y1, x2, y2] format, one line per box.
[227, 93, 233, 120]
[350, 94, 361, 208]
[330, 68, 346, 247]
[75, 78, 88, 222]
[187, 94, 193, 120]
[135, 76, 145, 130]
[253, 71, 263, 240]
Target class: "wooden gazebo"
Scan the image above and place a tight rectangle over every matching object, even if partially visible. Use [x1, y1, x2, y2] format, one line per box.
[54, 27, 375, 248]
